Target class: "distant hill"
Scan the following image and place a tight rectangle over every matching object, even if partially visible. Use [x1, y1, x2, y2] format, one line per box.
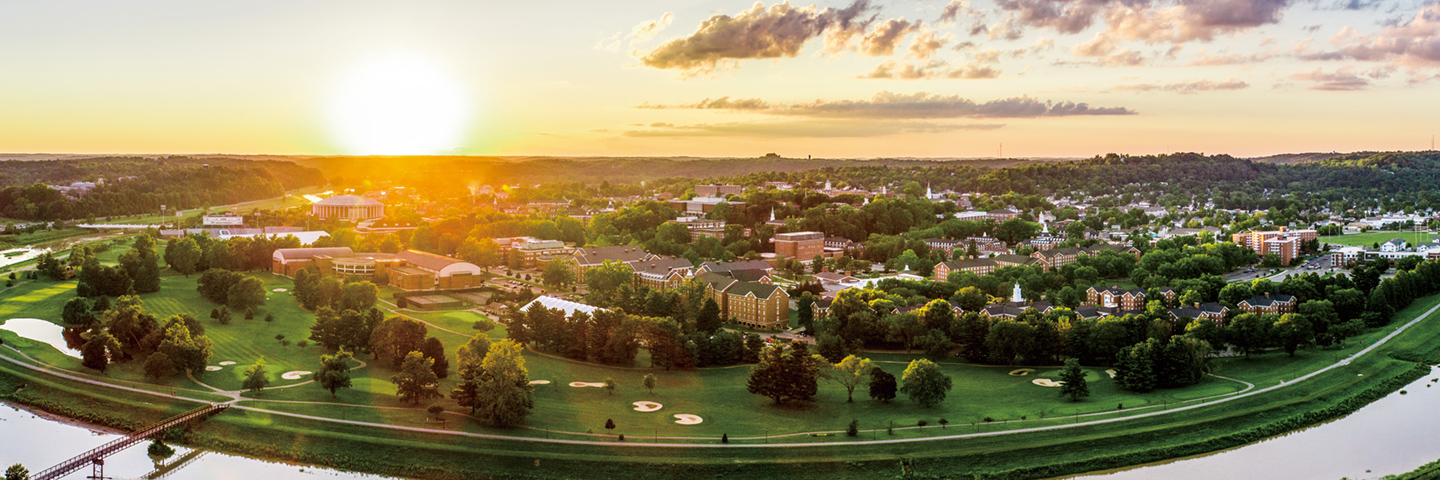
[1247, 152, 1346, 165]
[288, 155, 1083, 186]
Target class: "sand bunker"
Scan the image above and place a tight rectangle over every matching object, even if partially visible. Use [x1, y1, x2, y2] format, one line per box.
[219, 361, 237, 366]
[569, 382, 607, 388]
[272, 288, 288, 292]
[1009, 369, 1034, 376]
[205, 366, 222, 371]
[633, 401, 663, 412]
[673, 414, 703, 425]
[1105, 369, 1117, 378]
[1032, 378, 1065, 387]
[281, 371, 312, 380]
[530, 380, 551, 385]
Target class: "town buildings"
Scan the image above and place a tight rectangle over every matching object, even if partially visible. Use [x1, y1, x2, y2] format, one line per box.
[271, 247, 483, 290]
[1231, 228, 1317, 266]
[313, 194, 385, 221]
[773, 231, 824, 259]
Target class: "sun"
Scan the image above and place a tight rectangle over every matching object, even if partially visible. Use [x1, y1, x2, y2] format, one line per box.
[327, 52, 471, 155]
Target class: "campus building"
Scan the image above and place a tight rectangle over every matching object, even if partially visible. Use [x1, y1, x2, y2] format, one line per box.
[271, 248, 483, 290]
[773, 231, 824, 259]
[1230, 228, 1317, 266]
[313, 194, 385, 221]
[1030, 244, 1141, 271]
[694, 271, 789, 330]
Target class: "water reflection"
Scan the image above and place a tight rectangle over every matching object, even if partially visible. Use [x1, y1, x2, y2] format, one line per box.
[1070, 366, 1440, 480]
[0, 318, 80, 357]
[0, 404, 394, 480]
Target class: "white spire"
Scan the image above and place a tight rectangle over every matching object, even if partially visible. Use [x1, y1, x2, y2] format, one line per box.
[770, 207, 775, 221]
[927, 182, 933, 199]
[825, 179, 832, 191]
[1012, 283, 1025, 304]
[1042, 219, 1049, 235]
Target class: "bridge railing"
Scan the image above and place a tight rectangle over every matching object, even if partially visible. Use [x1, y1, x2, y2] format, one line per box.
[32, 403, 226, 480]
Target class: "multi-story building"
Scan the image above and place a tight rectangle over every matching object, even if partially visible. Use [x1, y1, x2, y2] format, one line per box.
[774, 231, 824, 259]
[1237, 293, 1297, 315]
[271, 248, 483, 290]
[694, 184, 744, 197]
[1168, 302, 1230, 322]
[631, 257, 696, 289]
[1085, 286, 1148, 310]
[669, 217, 727, 241]
[1030, 244, 1141, 271]
[516, 239, 578, 268]
[569, 245, 657, 280]
[932, 255, 1038, 280]
[1231, 228, 1317, 266]
[693, 271, 789, 330]
[923, 238, 964, 254]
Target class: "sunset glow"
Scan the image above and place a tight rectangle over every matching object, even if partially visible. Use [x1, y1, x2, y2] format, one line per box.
[326, 52, 471, 155]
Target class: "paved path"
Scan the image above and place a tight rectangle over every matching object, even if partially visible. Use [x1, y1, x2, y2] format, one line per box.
[3, 299, 1436, 448]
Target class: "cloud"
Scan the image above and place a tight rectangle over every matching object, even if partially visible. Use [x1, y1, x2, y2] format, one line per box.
[638, 0, 877, 73]
[857, 58, 1002, 79]
[627, 13, 675, 45]
[1111, 78, 1251, 92]
[908, 27, 951, 59]
[860, 18, 918, 56]
[1071, 33, 1148, 66]
[1291, 66, 1371, 90]
[939, 1, 979, 25]
[638, 91, 1134, 118]
[637, 96, 772, 110]
[1323, 4, 1440, 66]
[1185, 51, 1275, 65]
[992, 0, 1297, 57]
[622, 119, 1004, 138]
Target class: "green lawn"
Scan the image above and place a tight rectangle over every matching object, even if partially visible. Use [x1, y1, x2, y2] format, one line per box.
[1321, 230, 1434, 247]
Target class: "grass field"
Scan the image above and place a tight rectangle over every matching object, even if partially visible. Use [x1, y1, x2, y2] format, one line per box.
[1, 266, 1410, 442]
[5, 246, 1440, 478]
[1320, 230, 1434, 247]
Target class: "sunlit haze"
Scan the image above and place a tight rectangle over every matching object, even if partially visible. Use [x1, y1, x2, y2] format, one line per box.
[0, 0, 1437, 157]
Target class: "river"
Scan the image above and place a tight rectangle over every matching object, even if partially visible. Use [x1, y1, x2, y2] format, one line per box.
[0, 403, 395, 480]
[1071, 366, 1440, 480]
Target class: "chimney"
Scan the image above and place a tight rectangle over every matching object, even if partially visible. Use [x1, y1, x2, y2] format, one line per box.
[1264, 292, 1270, 298]
[1193, 302, 1200, 309]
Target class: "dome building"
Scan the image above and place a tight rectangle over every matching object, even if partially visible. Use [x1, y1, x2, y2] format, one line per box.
[313, 194, 384, 221]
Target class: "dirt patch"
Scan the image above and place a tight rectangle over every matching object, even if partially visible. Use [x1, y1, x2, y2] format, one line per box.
[1009, 369, 1034, 376]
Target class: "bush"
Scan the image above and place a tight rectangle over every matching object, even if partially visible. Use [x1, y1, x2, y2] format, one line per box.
[297, 340, 308, 348]
[917, 420, 928, 427]
[264, 313, 273, 322]
[617, 434, 624, 442]
[846, 419, 859, 437]
[721, 433, 729, 443]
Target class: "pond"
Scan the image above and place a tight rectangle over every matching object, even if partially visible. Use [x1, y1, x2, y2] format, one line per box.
[0, 318, 80, 358]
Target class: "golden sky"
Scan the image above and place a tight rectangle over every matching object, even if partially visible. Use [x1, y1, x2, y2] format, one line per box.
[0, 0, 1436, 158]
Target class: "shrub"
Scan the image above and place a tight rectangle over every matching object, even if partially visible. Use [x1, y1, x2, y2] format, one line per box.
[846, 419, 859, 437]
[297, 340, 308, 348]
[917, 420, 928, 427]
[721, 433, 729, 443]
[939, 418, 949, 428]
[617, 434, 625, 442]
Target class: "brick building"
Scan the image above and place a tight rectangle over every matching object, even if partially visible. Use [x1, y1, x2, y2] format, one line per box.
[774, 231, 824, 259]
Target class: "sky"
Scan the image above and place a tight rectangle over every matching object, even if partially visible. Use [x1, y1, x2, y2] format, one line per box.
[0, 0, 1437, 158]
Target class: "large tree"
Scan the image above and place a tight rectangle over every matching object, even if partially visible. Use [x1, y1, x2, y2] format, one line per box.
[243, 358, 270, 393]
[1273, 313, 1314, 357]
[695, 297, 722, 333]
[826, 355, 873, 402]
[371, 317, 429, 367]
[746, 341, 819, 405]
[868, 366, 897, 402]
[392, 351, 441, 405]
[167, 237, 202, 276]
[541, 259, 576, 288]
[420, 336, 450, 379]
[1058, 358, 1090, 402]
[316, 349, 354, 398]
[471, 339, 535, 426]
[80, 331, 121, 372]
[226, 276, 267, 311]
[899, 359, 953, 407]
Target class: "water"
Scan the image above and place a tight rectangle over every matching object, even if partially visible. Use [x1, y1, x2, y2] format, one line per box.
[1071, 366, 1440, 480]
[0, 318, 80, 358]
[0, 403, 395, 480]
